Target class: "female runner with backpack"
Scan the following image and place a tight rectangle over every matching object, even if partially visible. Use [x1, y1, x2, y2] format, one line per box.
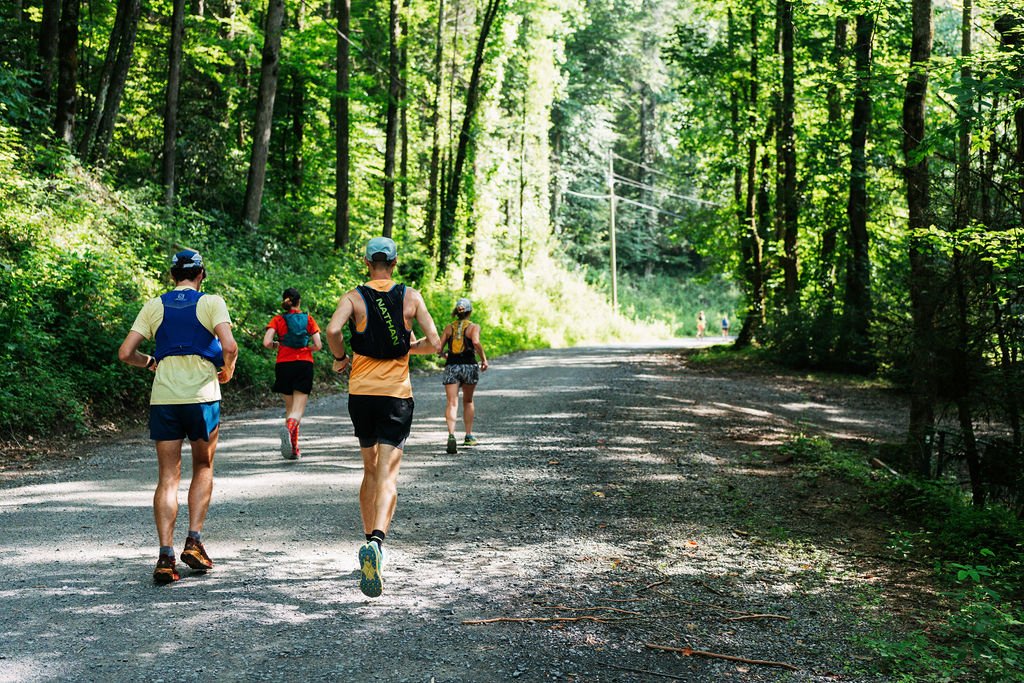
[263, 287, 322, 459]
[438, 297, 488, 454]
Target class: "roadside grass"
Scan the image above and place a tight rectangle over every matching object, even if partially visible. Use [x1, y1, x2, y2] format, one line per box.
[775, 435, 1024, 683]
[680, 349, 1023, 681]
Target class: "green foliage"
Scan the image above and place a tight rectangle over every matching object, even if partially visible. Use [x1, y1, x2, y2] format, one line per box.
[0, 121, 350, 436]
[868, 555, 1024, 682]
[768, 433, 1024, 681]
[778, 434, 872, 481]
[877, 477, 1024, 562]
[0, 131, 159, 436]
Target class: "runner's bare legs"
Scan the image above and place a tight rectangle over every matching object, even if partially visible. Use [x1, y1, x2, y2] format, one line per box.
[444, 383, 460, 435]
[154, 440, 184, 547]
[283, 392, 309, 423]
[359, 444, 403, 535]
[461, 383, 477, 436]
[186, 432, 217, 533]
[154, 431, 216, 545]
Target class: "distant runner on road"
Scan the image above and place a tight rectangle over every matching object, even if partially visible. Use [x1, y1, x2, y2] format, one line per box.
[263, 287, 322, 460]
[325, 236, 441, 598]
[117, 249, 238, 584]
[438, 297, 488, 453]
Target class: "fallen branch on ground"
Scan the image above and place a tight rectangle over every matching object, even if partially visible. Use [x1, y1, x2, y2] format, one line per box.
[726, 613, 791, 622]
[645, 643, 799, 671]
[869, 457, 900, 476]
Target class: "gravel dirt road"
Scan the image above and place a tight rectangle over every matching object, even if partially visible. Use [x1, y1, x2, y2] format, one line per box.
[1, 342, 915, 682]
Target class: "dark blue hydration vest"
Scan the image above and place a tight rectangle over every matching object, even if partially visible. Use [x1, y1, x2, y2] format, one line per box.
[349, 284, 411, 359]
[153, 289, 225, 368]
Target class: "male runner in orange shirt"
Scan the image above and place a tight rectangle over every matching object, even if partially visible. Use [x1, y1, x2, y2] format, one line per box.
[326, 236, 441, 597]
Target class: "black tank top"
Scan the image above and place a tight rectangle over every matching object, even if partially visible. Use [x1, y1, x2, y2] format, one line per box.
[445, 319, 477, 365]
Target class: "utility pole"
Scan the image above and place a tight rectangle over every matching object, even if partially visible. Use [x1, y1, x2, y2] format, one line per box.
[608, 153, 618, 315]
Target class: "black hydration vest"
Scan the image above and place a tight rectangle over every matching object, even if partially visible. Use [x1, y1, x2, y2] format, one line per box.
[349, 284, 411, 359]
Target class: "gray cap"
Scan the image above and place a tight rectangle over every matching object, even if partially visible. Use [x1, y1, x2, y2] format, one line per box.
[365, 236, 398, 262]
[454, 297, 472, 314]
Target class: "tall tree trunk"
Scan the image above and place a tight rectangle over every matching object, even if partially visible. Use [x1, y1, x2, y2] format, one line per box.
[382, 0, 401, 238]
[728, 9, 743, 245]
[518, 100, 526, 275]
[54, 0, 79, 145]
[438, 0, 462, 272]
[993, 302, 1022, 448]
[77, 0, 130, 158]
[463, 150, 478, 290]
[736, 10, 765, 348]
[423, 0, 445, 258]
[242, 0, 285, 228]
[92, 0, 140, 163]
[334, 0, 350, 248]
[35, 0, 61, 103]
[399, 8, 409, 227]
[819, 17, 848, 308]
[758, 117, 774, 263]
[290, 71, 304, 198]
[980, 88, 999, 225]
[779, 0, 798, 300]
[639, 82, 657, 275]
[954, 252, 983, 504]
[162, 0, 186, 207]
[438, 0, 502, 276]
[903, 0, 935, 475]
[952, 0, 984, 505]
[843, 12, 874, 368]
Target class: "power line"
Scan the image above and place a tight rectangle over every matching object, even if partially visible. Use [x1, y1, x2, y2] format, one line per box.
[610, 152, 721, 207]
[611, 174, 721, 207]
[564, 188, 694, 221]
[616, 195, 691, 221]
[612, 152, 674, 179]
[563, 188, 610, 201]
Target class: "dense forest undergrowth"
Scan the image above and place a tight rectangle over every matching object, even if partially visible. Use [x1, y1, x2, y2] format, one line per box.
[0, 121, 695, 442]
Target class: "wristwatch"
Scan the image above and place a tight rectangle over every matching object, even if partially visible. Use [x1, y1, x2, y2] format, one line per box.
[334, 354, 347, 361]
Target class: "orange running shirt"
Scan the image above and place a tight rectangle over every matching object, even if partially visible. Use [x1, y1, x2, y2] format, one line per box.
[348, 280, 413, 399]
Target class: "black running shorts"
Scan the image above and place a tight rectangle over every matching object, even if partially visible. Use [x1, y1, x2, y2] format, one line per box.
[347, 394, 414, 449]
[273, 360, 314, 395]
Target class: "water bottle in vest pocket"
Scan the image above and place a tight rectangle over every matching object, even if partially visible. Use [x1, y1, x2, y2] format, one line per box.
[281, 312, 310, 348]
